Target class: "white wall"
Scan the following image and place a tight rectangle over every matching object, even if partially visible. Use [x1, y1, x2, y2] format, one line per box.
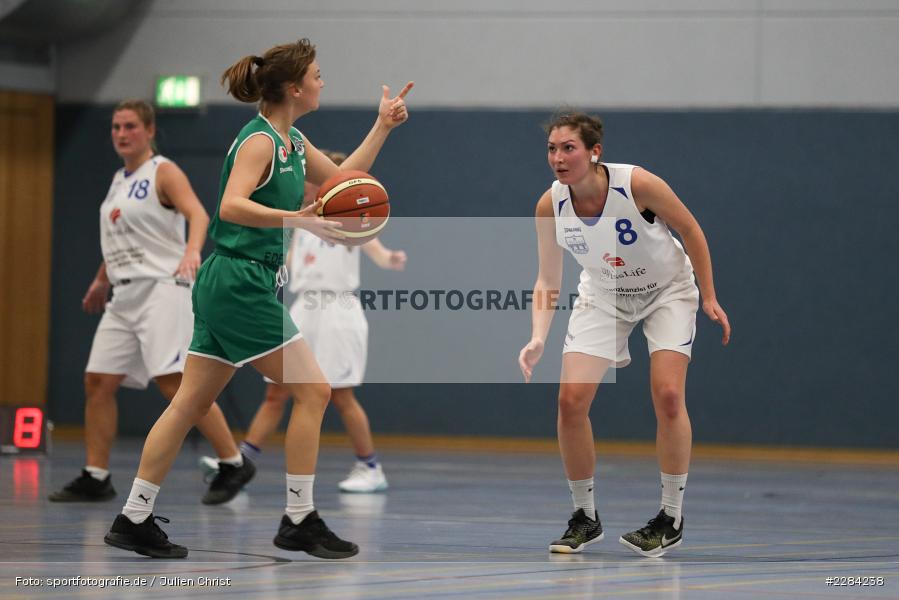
[56, 0, 899, 107]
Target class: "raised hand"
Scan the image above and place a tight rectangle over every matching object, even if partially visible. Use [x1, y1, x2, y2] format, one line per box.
[379, 81, 414, 129]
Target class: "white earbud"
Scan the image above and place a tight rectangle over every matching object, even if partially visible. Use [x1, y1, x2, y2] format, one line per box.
[590, 154, 599, 164]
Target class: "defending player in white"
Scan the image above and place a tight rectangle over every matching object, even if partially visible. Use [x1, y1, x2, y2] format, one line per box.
[519, 111, 731, 557]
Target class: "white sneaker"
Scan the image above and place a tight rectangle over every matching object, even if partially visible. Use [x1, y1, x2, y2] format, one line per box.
[198, 455, 220, 478]
[338, 462, 388, 493]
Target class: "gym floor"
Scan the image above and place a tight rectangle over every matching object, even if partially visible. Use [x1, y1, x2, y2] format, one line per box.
[1, 438, 897, 599]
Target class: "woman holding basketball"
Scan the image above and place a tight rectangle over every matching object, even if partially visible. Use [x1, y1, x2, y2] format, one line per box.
[519, 112, 730, 557]
[200, 150, 407, 494]
[104, 39, 412, 559]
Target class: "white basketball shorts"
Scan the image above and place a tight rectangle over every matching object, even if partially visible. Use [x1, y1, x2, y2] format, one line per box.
[85, 279, 193, 389]
[265, 291, 368, 388]
[563, 266, 699, 368]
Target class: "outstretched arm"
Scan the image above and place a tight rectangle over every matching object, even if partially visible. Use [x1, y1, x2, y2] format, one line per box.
[362, 238, 406, 271]
[519, 190, 564, 382]
[632, 168, 731, 345]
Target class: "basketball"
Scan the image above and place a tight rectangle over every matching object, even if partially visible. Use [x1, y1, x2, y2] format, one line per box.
[316, 170, 389, 246]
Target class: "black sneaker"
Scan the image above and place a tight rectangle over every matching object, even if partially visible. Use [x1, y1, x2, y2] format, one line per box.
[48, 470, 116, 502]
[201, 456, 256, 505]
[104, 513, 188, 559]
[273, 511, 359, 559]
[619, 510, 684, 557]
[549, 508, 604, 553]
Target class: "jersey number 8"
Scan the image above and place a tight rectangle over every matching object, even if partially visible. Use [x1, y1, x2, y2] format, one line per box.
[615, 219, 638, 245]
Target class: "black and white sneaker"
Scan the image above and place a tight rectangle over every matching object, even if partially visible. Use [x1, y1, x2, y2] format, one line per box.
[619, 510, 683, 557]
[273, 511, 359, 559]
[201, 456, 256, 505]
[104, 513, 188, 559]
[549, 508, 604, 553]
[48, 470, 116, 502]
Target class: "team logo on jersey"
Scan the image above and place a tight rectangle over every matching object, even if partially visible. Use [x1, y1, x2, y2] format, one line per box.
[278, 146, 289, 163]
[291, 135, 305, 154]
[602, 252, 625, 266]
[303, 252, 316, 266]
[110, 208, 122, 224]
[565, 233, 589, 254]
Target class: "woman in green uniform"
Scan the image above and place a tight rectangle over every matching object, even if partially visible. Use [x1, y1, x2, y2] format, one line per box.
[103, 38, 412, 560]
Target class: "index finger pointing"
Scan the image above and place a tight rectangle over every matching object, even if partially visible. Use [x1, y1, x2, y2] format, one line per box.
[397, 81, 414, 99]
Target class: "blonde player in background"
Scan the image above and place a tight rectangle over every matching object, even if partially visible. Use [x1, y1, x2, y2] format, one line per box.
[201, 150, 406, 494]
[519, 111, 730, 557]
[50, 99, 254, 506]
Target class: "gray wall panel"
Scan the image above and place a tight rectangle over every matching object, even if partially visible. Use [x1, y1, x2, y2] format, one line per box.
[53, 0, 899, 107]
[48, 105, 899, 449]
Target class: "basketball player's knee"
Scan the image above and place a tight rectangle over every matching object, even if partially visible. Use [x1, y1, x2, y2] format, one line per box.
[295, 382, 331, 411]
[558, 387, 592, 422]
[653, 385, 685, 420]
[329, 391, 356, 413]
[84, 373, 117, 400]
[264, 386, 290, 409]
[168, 392, 214, 424]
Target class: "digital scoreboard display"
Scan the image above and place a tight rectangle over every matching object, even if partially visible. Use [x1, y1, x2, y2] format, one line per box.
[0, 407, 48, 453]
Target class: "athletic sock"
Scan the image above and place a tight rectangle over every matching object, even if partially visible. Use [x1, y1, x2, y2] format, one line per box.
[285, 474, 315, 525]
[660, 472, 688, 528]
[122, 478, 160, 524]
[356, 453, 378, 469]
[239, 441, 261, 463]
[568, 477, 597, 521]
[85, 465, 109, 481]
[219, 453, 244, 467]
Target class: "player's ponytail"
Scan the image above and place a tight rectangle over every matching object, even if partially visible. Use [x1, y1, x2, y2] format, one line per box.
[221, 55, 263, 103]
[222, 39, 316, 106]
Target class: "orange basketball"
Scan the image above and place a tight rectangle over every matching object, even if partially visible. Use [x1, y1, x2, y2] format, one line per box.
[316, 170, 389, 247]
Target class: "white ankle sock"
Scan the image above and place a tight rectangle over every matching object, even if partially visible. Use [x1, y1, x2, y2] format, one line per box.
[85, 466, 109, 481]
[660, 472, 688, 528]
[219, 453, 243, 467]
[285, 474, 315, 525]
[568, 478, 597, 521]
[122, 478, 160, 524]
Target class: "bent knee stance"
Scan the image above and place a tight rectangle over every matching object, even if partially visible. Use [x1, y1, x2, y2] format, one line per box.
[558, 385, 594, 423]
[653, 385, 686, 420]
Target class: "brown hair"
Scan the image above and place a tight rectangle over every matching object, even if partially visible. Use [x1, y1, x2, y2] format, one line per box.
[544, 110, 604, 149]
[114, 99, 155, 128]
[221, 39, 317, 104]
[113, 99, 157, 152]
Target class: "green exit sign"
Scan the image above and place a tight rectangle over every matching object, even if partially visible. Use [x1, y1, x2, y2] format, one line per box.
[156, 75, 201, 108]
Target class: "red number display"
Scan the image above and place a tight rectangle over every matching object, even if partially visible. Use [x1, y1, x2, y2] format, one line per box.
[13, 407, 43, 449]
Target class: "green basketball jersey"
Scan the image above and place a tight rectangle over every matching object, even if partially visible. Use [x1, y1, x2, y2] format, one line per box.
[208, 114, 306, 267]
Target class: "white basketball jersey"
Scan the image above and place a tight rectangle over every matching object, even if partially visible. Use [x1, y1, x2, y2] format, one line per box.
[552, 163, 689, 295]
[288, 229, 361, 293]
[99, 156, 186, 284]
